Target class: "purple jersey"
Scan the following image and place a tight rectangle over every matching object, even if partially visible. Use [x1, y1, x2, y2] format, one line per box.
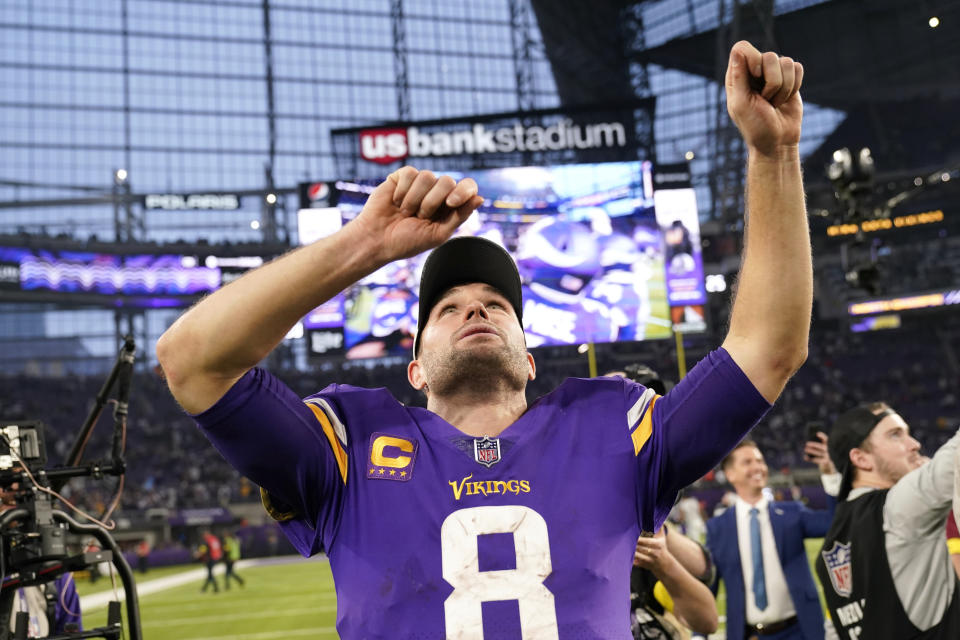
[195, 348, 768, 639]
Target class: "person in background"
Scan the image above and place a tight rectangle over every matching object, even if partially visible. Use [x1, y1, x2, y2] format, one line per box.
[708, 435, 838, 640]
[222, 531, 245, 589]
[197, 529, 222, 594]
[135, 538, 150, 574]
[630, 526, 717, 639]
[818, 403, 960, 638]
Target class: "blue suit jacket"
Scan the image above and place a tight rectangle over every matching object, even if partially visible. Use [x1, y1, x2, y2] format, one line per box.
[707, 499, 834, 640]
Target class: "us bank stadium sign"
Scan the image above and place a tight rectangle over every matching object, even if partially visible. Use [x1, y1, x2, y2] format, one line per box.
[331, 100, 655, 176]
[359, 120, 628, 164]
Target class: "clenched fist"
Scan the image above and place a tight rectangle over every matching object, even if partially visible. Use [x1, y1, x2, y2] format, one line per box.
[351, 167, 485, 263]
[725, 40, 804, 158]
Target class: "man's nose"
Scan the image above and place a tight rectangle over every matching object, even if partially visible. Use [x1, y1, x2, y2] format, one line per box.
[465, 302, 489, 320]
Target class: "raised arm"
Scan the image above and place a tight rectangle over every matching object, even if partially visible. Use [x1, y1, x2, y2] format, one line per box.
[886, 429, 960, 541]
[156, 168, 482, 414]
[798, 431, 839, 536]
[720, 41, 811, 403]
[883, 429, 960, 630]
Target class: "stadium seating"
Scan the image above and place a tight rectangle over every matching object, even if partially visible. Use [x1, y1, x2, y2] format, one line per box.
[1, 314, 956, 516]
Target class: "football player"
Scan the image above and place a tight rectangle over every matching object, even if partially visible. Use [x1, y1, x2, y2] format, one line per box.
[157, 40, 810, 638]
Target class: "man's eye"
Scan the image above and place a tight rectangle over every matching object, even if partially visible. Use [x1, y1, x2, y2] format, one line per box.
[440, 305, 456, 315]
[487, 302, 504, 310]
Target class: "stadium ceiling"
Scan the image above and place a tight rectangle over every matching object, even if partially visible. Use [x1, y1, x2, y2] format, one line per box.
[533, 0, 960, 214]
[529, 0, 638, 105]
[630, 0, 960, 177]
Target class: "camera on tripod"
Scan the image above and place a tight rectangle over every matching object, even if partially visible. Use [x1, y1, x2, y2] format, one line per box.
[0, 421, 62, 571]
[0, 338, 143, 640]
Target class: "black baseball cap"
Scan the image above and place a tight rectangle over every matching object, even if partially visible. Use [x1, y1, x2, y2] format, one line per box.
[829, 404, 896, 500]
[413, 236, 523, 357]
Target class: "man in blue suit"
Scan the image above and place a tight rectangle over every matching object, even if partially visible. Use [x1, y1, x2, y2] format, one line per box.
[707, 436, 838, 640]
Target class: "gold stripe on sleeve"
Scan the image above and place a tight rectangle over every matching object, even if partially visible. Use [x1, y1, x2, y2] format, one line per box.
[306, 402, 349, 484]
[631, 397, 658, 456]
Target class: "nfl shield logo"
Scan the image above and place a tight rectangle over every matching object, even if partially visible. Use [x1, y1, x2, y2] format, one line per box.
[821, 541, 853, 598]
[473, 437, 501, 468]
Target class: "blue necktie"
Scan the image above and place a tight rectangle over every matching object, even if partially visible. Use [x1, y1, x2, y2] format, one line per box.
[750, 507, 768, 610]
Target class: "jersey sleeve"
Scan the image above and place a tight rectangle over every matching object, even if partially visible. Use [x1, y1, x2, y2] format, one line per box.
[192, 367, 349, 557]
[628, 347, 770, 532]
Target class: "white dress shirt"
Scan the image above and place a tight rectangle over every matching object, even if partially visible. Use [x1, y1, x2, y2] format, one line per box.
[734, 495, 797, 624]
[821, 471, 842, 497]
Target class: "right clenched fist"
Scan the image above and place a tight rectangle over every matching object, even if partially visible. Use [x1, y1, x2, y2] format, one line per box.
[352, 166, 485, 262]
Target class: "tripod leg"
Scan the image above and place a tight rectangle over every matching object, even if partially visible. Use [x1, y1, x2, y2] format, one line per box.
[13, 611, 27, 640]
[107, 601, 122, 626]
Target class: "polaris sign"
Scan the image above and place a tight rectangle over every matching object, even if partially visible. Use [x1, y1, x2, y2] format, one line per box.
[359, 120, 628, 165]
[144, 193, 241, 211]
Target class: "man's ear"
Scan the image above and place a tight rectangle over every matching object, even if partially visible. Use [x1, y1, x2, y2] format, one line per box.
[850, 447, 873, 473]
[408, 359, 427, 392]
[527, 352, 536, 381]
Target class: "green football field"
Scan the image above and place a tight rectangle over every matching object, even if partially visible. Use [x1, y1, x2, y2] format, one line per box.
[74, 540, 828, 639]
[80, 559, 339, 639]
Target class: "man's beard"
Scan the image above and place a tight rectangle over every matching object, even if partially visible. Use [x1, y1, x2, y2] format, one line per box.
[875, 453, 910, 485]
[420, 340, 529, 397]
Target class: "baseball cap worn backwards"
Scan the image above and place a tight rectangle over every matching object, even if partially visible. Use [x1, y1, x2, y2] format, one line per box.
[413, 236, 523, 357]
[829, 404, 896, 500]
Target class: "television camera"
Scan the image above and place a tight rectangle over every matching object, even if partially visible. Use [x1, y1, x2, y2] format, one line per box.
[0, 337, 142, 640]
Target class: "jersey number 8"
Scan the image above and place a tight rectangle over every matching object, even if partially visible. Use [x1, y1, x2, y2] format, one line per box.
[441, 505, 559, 639]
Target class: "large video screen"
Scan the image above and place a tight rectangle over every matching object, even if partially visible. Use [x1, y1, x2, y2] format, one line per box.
[0, 247, 273, 308]
[300, 161, 681, 359]
[0, 246, 222, 307]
